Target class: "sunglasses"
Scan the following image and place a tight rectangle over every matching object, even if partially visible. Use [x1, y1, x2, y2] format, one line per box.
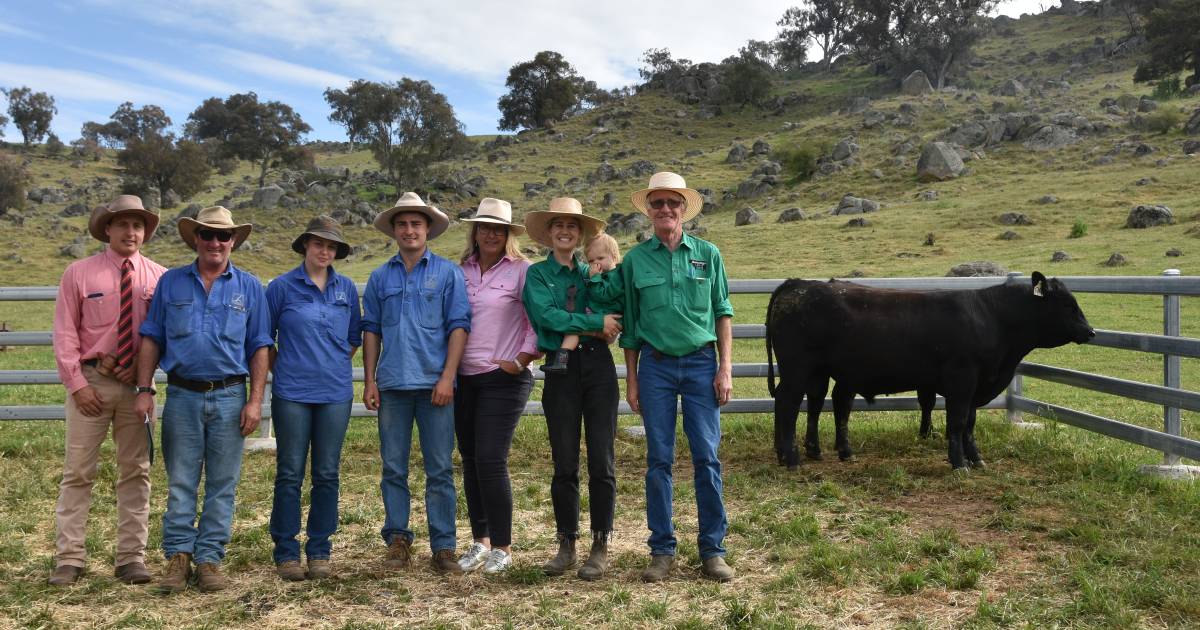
[197, 229, 234, 242]
[648, 198, 684, 210]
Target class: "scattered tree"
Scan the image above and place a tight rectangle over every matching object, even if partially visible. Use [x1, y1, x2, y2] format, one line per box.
[638, 48, 693, 87]
[906, 0, 998, 89]
[185, 92, 311, 187]
[118, 134, 211, 207]
[325, 79, 470, 187]
[44, 133, 65, 157]
[719, 51, 775, 108]
[0, 112, 8, 140]
[3, 87, 56, 149]
[777, 1, 854, 71]
[0, 151, 29, 214]
[1134, 0, 1200, 87]
[81, 102, 171, 149]
[497, 51, 596, 131]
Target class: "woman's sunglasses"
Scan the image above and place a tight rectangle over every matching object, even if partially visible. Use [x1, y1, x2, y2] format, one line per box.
[197, 229, 234, 242]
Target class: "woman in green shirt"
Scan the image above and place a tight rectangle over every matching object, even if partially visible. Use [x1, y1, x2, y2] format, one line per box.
[521, 197, 622, 581]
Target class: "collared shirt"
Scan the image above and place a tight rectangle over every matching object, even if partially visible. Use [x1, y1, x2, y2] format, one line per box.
[139, 260, 273, 381]
[619, 232, 734, 356]
[586, 265, 624, 315]
[54, 248, 167, 394]
[266, 264, 362, 403]
[459, 253, 539, 376]
[522, 253, 606, 353]
[362, 248, 471, 391]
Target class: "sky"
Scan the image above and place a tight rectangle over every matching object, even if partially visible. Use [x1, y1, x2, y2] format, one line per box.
[0, 0, 1053, 142]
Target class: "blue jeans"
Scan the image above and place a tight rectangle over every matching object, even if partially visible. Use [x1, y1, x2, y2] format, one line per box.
[269, 397, 351, 564]
[638, 345, 727, 560]
[160, 383, 246, 565]
[377, 389, 457, 553]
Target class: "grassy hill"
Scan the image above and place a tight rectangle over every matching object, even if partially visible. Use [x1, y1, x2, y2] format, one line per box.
[0, 9, 1199, 629]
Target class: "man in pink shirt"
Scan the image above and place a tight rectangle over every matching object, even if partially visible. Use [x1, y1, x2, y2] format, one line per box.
[49, 195, 166, 586]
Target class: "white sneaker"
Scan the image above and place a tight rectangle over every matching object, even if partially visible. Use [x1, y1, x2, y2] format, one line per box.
[482, 549, 512, 574]
[457, 542, 490, 572]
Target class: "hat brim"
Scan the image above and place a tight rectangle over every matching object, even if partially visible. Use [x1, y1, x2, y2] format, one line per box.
[630, 187, 705, 222]
[373, 205, 450, 240]
[523, 210, 606, 249]
[292, 230, 352, 259]
[178, 217, 253, 251]
[89, 208, 161, 244]
[462, 216, 526, 236]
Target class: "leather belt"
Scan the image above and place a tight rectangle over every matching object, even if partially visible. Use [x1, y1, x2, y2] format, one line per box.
[646, 342, 714, 361]
[167, 372, 246, 392]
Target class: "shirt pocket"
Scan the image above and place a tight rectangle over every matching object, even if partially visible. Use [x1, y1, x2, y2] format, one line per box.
[166, 300, 194, 338]
[221, 301, 248, 345]
[327, 300, 352, 350]
[419, 288, 443, 329]
[683, 276, 710, 316]
[633, 272, 668, 312]
[487, 276, 517, 304]
[381, 287, 404, 327]
[81, 292, 115, 328]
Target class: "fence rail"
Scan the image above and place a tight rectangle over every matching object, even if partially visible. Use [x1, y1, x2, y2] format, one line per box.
[1, 272, 1195, 468]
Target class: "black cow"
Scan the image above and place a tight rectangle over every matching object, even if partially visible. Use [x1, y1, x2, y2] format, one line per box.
[765, 272, 1094, 470]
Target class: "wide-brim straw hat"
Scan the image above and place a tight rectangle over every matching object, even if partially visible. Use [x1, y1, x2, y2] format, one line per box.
[178, 206, 253, 251]
[630, 171, 705, 222]
[292, 214, 352, 259]
[373, 192, 450, 240]
[524, 197, 606, 249]
[88, 194, 160, 243]
[462, 197, 525, 236]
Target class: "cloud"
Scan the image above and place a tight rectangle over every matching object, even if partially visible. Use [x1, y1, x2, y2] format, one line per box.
[72, 49, 241, 95]
[208, 46, 355, 90]
[0, 62, 191, 108]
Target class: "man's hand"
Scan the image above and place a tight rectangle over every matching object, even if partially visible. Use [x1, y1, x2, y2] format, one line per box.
[491, 358, 523, 375]
[72, 386, 104, 417]
[363, 382, 380, 411]
[110, 359, 137, 386]
[239, 401, 262, 437]
[626, 375, 641, 415]
[602, 314, 623, 338]
[133, 392, 155, 423]
[713, 365, 733, 406]
[431, 375, 454, 406]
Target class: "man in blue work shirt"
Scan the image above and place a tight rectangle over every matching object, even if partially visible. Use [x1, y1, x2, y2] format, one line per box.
[362, 192, 471, 574]
[134, 206, 272, 593]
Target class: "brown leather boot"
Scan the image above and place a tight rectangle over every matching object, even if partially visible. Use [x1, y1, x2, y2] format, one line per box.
[431, 549, 464, 574]
[541, 534, 577, 576]
[195, 562, 229, 592]
[577, 531, 609, 581]
[276, 560, 306, 581]
[640, 554, 675, 583]
[48, 564, 83, 586]
[156, 553, 192, 593]
[384, 535, 412, 570]
[114, 561, 151, 584]
[701, 556, 736, 582]
[306, 559, 332, 580]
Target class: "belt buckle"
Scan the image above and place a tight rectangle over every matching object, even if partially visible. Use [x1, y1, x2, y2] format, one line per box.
[206, 380, 216, 392]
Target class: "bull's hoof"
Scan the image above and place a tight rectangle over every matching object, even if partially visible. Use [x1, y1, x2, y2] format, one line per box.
[805, 449, 823, 461]
[787, 463, 801, 471]
[777, 448, 801, 468]
[967, 459, 987, 469]
[838, 453, 856, 463]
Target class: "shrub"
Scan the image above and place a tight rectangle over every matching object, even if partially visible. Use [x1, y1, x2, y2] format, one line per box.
[1144, 108, 1182, 134]
[776, 141, 826, 183]
[44, 133, 65, 157]
[0, 151, 29, 215]
[1069, 220, 1088, 239]
[1151, 76, 1183, 101]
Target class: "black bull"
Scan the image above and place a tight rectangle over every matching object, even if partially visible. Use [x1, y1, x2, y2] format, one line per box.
[765, 273, 1095, 470]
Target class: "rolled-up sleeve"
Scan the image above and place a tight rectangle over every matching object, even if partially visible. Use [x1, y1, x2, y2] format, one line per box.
[244, 280, 274, 355]
[710, 249, 734, 319]
[347, 281, 363, 348]
[266, 279, 284, 343]
[138, 275, 167, 347]
[444, 265, 471, 334]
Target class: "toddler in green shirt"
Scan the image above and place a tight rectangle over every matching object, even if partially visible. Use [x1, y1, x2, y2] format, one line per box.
[541, 233, 624, 373]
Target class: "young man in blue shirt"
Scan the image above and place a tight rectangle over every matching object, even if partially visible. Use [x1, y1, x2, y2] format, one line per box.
[134, 206, 272, 593]
[362, 193, 471, 574]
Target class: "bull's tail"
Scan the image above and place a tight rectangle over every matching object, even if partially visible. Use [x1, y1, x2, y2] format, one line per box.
[766, 284, 783, 397]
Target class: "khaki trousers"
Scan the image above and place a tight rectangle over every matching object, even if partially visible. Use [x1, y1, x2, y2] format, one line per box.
[54, 365, 150, 568]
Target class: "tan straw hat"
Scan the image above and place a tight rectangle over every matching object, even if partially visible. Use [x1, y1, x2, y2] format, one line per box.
[523, 197, 606, 249]
[462, 198, 525, 236]
[292, 214, 352, 259]
[373, 192, 450, 240]
[630, 171, 705, 222]
[177, 206, 253, 251]
[88, 194, 160, 243]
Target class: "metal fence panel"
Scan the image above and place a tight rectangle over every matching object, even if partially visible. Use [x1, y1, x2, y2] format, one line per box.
[1017, 363, 1200, 412]
[1010, 396, 1200, 461]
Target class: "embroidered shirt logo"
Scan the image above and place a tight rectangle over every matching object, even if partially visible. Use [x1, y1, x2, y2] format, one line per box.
[231, 293, 246, 310]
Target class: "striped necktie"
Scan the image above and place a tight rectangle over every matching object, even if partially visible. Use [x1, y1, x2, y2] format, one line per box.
[116, 259, 134, 369]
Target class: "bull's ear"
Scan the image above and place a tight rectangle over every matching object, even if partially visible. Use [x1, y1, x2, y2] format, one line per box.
[1032, 271, 1047, 297]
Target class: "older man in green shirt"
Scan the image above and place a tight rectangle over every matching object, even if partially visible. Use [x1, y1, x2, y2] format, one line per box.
[620, 172, 735, 583]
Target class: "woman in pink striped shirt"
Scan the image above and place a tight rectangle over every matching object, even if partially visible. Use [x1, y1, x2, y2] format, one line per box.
[453, 198, 539, 574]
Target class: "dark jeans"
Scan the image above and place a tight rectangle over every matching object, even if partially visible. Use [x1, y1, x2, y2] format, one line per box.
[454, 368, 534, 548]
[269, 397, 351, 564]
[541, 340, 618, 537]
